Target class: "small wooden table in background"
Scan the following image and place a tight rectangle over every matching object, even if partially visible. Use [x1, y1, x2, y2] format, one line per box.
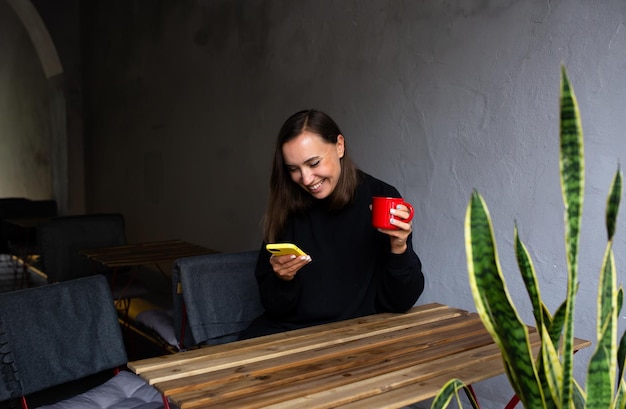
[129, 303, 591, 409]
[80, 239, 217, 276]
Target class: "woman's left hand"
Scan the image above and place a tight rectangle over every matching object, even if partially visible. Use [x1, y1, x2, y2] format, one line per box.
[376, 204, 412, 254]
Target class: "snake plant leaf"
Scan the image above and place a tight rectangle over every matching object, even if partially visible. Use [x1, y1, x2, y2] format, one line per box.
[606, 168, 622, 240]
[540, 324, 564, 405]
[466, 191, 544, 407]
[618, 319, 626, 382]
[615, 379, 626, 409]
[515, 225, 546, 331]
[597, 244, 616, 337]
[586, 344, 613, 408]
[559, 65, 585, 408]
[559, 65, 584, 269]
[618, 287, 624, 381]
[430, 378, 480, 409]
[587, 210, 617, 408]
[618, 287, 623, 324]
[572, 380, 586, 409]
[549, 300, 568, 348]
[536, 363, 560, 409]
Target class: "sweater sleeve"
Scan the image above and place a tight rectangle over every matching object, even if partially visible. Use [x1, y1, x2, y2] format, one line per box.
[363, 172, 425, 312]
[375, 233, 425, 313]
[254, 243, 302, 319]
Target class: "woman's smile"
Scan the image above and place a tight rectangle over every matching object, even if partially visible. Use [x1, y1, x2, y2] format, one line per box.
[308, 179, 324, 193]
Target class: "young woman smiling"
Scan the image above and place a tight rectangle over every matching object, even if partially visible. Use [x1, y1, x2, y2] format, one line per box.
[240, 109, 424, 339]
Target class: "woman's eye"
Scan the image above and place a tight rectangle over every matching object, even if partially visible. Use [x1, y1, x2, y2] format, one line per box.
[310, 161, 320, 168]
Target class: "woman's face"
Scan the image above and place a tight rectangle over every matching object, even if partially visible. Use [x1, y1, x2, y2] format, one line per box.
[282, 131, 345, 200]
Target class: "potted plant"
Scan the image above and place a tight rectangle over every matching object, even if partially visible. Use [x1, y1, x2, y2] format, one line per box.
[432, 67, 626, 408]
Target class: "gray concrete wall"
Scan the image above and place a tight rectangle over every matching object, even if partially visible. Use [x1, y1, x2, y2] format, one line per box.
[84, 1, 626, 406]
[0, 0, 53, 200]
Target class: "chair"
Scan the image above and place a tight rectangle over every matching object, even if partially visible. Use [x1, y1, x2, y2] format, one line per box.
[36, 213, 147, 300]
[0, 198, 57, 289]
[171, 250, 264, 348]
[0, 275, 166, 408]
[0, 197, 32, 253]
[0, 199, 57, 251]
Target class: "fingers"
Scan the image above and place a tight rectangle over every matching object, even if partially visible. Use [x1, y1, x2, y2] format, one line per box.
[378, 205, 412, 254]
[380, 205, 412, 234]
[270, 254, 312, 281]
[390, 205, 411, 222]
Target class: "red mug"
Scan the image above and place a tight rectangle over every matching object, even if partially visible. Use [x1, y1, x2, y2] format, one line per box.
[371, 197, 414, 229]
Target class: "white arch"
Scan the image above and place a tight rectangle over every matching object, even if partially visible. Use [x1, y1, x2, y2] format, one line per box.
[6, 0, 62, 79]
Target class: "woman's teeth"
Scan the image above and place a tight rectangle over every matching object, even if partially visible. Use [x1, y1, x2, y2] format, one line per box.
[310, 180, 323, 192]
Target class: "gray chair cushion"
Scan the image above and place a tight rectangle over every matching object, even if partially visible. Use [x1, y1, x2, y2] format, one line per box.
[172, 250, 264, 347]
[0, 275, 127, 399]
[37, 371, 164, 409]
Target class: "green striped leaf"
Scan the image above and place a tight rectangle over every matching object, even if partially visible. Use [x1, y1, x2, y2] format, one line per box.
[618, 287, 624, 323]
[559, 65, 585, 408]
[515, 225, 546, 331]
[587, 168, 622, 406]
[606, 168, 622, 240]
[615, 379, 626, 409]
[536, 361, 560, 409]
[587, 244, 617, 406]
[465, 191, 544, 407]
[586, 344, 613, 408]
[540, 324, 563, 405]
[549, 301, 568, 347]
[572, 380, 586, 409]
[596, 245, 616, 340]
[430, 378, 480, 409]
[617, 287, 626, 379]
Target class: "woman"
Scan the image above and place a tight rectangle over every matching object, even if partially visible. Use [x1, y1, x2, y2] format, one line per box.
[240, 109, 424, 339]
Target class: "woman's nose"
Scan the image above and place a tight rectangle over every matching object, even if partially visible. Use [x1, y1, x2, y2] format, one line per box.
[301, 168, 314, 184]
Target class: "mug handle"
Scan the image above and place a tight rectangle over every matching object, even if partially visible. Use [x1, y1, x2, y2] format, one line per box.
[402, 202, 414, 223]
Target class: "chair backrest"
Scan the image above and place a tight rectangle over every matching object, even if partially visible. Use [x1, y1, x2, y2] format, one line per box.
[0, 198, 57, 253]
[0, 275, 128, 400]
[37, 213, 126, 283]
[172, 250, 264, 347]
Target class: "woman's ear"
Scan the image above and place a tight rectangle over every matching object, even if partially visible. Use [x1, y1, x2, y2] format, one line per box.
[336, 134, 345, 158]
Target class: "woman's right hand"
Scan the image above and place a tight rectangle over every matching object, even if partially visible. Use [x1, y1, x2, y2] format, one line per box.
[270, 254, 311, 281]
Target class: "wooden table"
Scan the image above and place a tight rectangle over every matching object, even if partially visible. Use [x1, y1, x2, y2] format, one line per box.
[80, 240, 216, 269]
[128, 303, 591, 409]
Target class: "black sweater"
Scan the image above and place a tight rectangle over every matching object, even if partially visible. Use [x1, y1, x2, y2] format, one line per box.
[243, 171, 424, 338]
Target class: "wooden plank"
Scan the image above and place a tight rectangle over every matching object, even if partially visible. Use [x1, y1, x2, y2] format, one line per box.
[335, 353, 508, 409]
[167, 331, 589, 408]
[129, 303, 455, 374]
[194, 339, 512, 409]
[132, 304, 471, 383]
[337, 335, 592, 409]
[158, 314, 490, 398]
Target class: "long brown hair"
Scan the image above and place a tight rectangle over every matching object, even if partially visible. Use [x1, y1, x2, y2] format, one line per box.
[263, 109, 359, 242]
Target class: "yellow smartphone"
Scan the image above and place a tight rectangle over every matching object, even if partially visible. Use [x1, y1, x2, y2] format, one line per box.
[266, 243, 308, 257]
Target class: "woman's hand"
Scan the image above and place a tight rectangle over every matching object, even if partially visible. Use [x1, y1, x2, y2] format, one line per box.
[376, 204, 412, 254]
[270, 254, 312, 281]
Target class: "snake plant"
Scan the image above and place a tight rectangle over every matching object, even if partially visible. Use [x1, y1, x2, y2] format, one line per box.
[431, 66, 626, 409]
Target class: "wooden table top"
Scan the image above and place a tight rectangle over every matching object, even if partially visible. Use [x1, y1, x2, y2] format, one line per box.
[80, 240, 217, 267]
[128, 303, 592, 409]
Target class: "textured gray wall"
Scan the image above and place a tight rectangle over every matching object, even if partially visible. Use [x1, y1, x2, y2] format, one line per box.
[84, 1, 626, 406]
[0, 0, 53, 200]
